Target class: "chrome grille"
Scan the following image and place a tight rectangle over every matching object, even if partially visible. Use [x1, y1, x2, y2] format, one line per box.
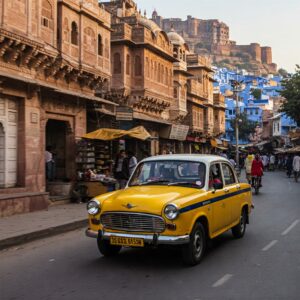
[100, 212, 165, 233]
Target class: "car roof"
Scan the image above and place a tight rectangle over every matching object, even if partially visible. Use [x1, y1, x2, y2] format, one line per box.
[142, 154, 229, 164]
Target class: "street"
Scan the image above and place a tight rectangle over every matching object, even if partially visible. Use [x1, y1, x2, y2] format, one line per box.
[1, 171, 299, 300]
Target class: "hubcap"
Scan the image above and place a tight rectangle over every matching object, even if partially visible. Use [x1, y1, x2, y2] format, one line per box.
[193, 231, 203, 258]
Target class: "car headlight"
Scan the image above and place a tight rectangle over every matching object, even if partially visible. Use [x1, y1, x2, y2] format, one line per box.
[87, 199, 101, 215]
[164, 204, 179, 220]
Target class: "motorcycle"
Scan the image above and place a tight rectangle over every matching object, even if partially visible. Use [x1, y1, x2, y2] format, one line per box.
[252, 175, 261, 195]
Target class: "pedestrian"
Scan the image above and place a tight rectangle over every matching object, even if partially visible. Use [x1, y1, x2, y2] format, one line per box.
[292, 152, 300, 182]
[262, 154, 269, 171]
[45, 146, 55, 181]
[113, 150, 130, 189]
[269, 154, 275, 171]
[244, 153, 254, 184]
[286, 154, 293, 178]
[127, 150, 138, 176]
[229, 156, 236, 168]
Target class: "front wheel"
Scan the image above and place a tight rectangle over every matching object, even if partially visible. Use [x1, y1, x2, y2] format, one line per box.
[182, 222, 207, 266]
[232, 209, 247, 238]
[97, 237, 122, 257]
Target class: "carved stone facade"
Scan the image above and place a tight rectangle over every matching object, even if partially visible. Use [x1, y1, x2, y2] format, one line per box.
[0, 0, 113, 216]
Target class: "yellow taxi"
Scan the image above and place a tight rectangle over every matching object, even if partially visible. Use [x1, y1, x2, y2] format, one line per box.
[86, 155, 252, 265]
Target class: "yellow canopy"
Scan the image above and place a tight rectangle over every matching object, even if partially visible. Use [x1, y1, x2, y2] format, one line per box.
[82, 126, 151, 141]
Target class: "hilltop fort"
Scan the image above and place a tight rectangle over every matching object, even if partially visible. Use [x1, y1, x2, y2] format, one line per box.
[152, 10, 277, 75]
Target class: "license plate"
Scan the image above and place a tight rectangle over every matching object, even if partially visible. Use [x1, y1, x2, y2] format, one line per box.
[110, 236, 144, 247]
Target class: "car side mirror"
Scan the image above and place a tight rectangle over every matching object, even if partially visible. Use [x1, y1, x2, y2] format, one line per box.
[213, 182, 223, 190]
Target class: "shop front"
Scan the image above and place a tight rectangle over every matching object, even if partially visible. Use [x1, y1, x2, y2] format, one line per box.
[73, 126, 151, 199]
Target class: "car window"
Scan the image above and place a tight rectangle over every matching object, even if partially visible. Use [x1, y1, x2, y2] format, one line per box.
[129, 160, 206, 188]
[209, 163, 223, 189]
[222, 163, 236, 185]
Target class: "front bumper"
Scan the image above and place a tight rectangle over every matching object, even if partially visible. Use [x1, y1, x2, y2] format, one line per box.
[85, 229, 190, 245]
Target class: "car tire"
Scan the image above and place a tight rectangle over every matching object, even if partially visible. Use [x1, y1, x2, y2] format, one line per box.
[182, 222, 206, 266]
[97, 237, 122, 257]
[232, 208, 247, 239]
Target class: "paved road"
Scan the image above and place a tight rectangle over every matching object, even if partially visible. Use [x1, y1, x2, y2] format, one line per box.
[1, 171, 299, 300]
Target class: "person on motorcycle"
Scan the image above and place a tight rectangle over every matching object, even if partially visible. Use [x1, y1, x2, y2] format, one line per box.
[251, 154, 264, 187]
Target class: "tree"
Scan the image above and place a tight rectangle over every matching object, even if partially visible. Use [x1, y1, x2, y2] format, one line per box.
[230, 112, 258, 141]
[251, 88, 262, 100]
[278, 68, 289, 78]
[280, 65, 300, 126]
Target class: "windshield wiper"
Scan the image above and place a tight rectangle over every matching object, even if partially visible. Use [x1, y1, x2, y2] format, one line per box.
[168, 181, 201, 188]
[139, 179, 170, 186]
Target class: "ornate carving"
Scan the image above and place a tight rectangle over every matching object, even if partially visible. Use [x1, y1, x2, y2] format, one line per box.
[54, 65, 71, 80]
[28, 53, 48, 69]
[3, 42, 26, 63]
[0, 38, 14, 57]
[44, 56, 63, 77]
[65, 69, 79, 83]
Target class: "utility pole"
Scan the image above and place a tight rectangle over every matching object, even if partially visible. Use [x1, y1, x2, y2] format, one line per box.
[230, 71, 245, 175]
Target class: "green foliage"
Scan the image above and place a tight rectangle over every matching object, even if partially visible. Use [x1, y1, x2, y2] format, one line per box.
[280, 65, 300, 126]
[230, 112, 258, 141]
[251, 88, 262, 100]
[278, 68, 289, 78]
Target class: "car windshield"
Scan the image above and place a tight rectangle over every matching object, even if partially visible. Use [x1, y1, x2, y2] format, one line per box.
[128, 160, 206, 189]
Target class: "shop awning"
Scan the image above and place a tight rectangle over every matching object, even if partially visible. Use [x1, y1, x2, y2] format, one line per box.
[286, 146, 300, 153]
[82, 126, 151, 141]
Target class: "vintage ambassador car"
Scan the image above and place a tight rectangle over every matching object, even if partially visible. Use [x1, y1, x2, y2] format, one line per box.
[86, 155, 252, 265]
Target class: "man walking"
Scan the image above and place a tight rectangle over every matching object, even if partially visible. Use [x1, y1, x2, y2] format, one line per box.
[292, 152, 300, 182]
[113, 150, 130, 189]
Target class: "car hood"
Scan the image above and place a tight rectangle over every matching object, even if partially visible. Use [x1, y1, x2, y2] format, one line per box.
[100, 186, 206, 215]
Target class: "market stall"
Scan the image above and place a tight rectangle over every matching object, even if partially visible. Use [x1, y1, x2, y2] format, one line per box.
[75, 126, 151, 199]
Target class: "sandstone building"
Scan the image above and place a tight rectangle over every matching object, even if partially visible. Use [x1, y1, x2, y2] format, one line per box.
[0, 0, 115, 216]
[152, 11, 277, 75]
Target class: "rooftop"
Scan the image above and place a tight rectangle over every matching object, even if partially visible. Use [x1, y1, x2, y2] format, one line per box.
[142, 154, 229, 164]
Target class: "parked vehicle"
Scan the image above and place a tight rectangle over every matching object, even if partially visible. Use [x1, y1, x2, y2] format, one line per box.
[86, 155, 253, 266]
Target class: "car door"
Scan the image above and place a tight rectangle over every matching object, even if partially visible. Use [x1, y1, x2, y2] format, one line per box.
[221, 162, 240, 226]
[209, 162, 230, 235]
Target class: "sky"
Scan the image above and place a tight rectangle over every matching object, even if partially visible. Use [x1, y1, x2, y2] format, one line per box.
[135, 0, 300, 72]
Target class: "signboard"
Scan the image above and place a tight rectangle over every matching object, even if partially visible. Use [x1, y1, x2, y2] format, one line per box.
[116, 106, 133, 121]
[169, 125, 189, 141]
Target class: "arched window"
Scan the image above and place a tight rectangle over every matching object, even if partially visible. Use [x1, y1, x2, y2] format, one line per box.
[41, 0, 53, 28]
[126, 54, 131, 75]
[173, 87, 178, 99]
[174, 47, 178, 58]
[71, 21, 79, 45]
[98, 34, 103, 56]
[135, 55, 142, 76]
[113, 53, 121, 74]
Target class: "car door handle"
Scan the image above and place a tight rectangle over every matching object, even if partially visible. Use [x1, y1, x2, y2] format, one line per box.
[224, 188, 230, 193]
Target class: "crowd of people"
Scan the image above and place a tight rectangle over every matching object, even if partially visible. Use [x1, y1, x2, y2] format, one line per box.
[219, 150, 300, 186]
